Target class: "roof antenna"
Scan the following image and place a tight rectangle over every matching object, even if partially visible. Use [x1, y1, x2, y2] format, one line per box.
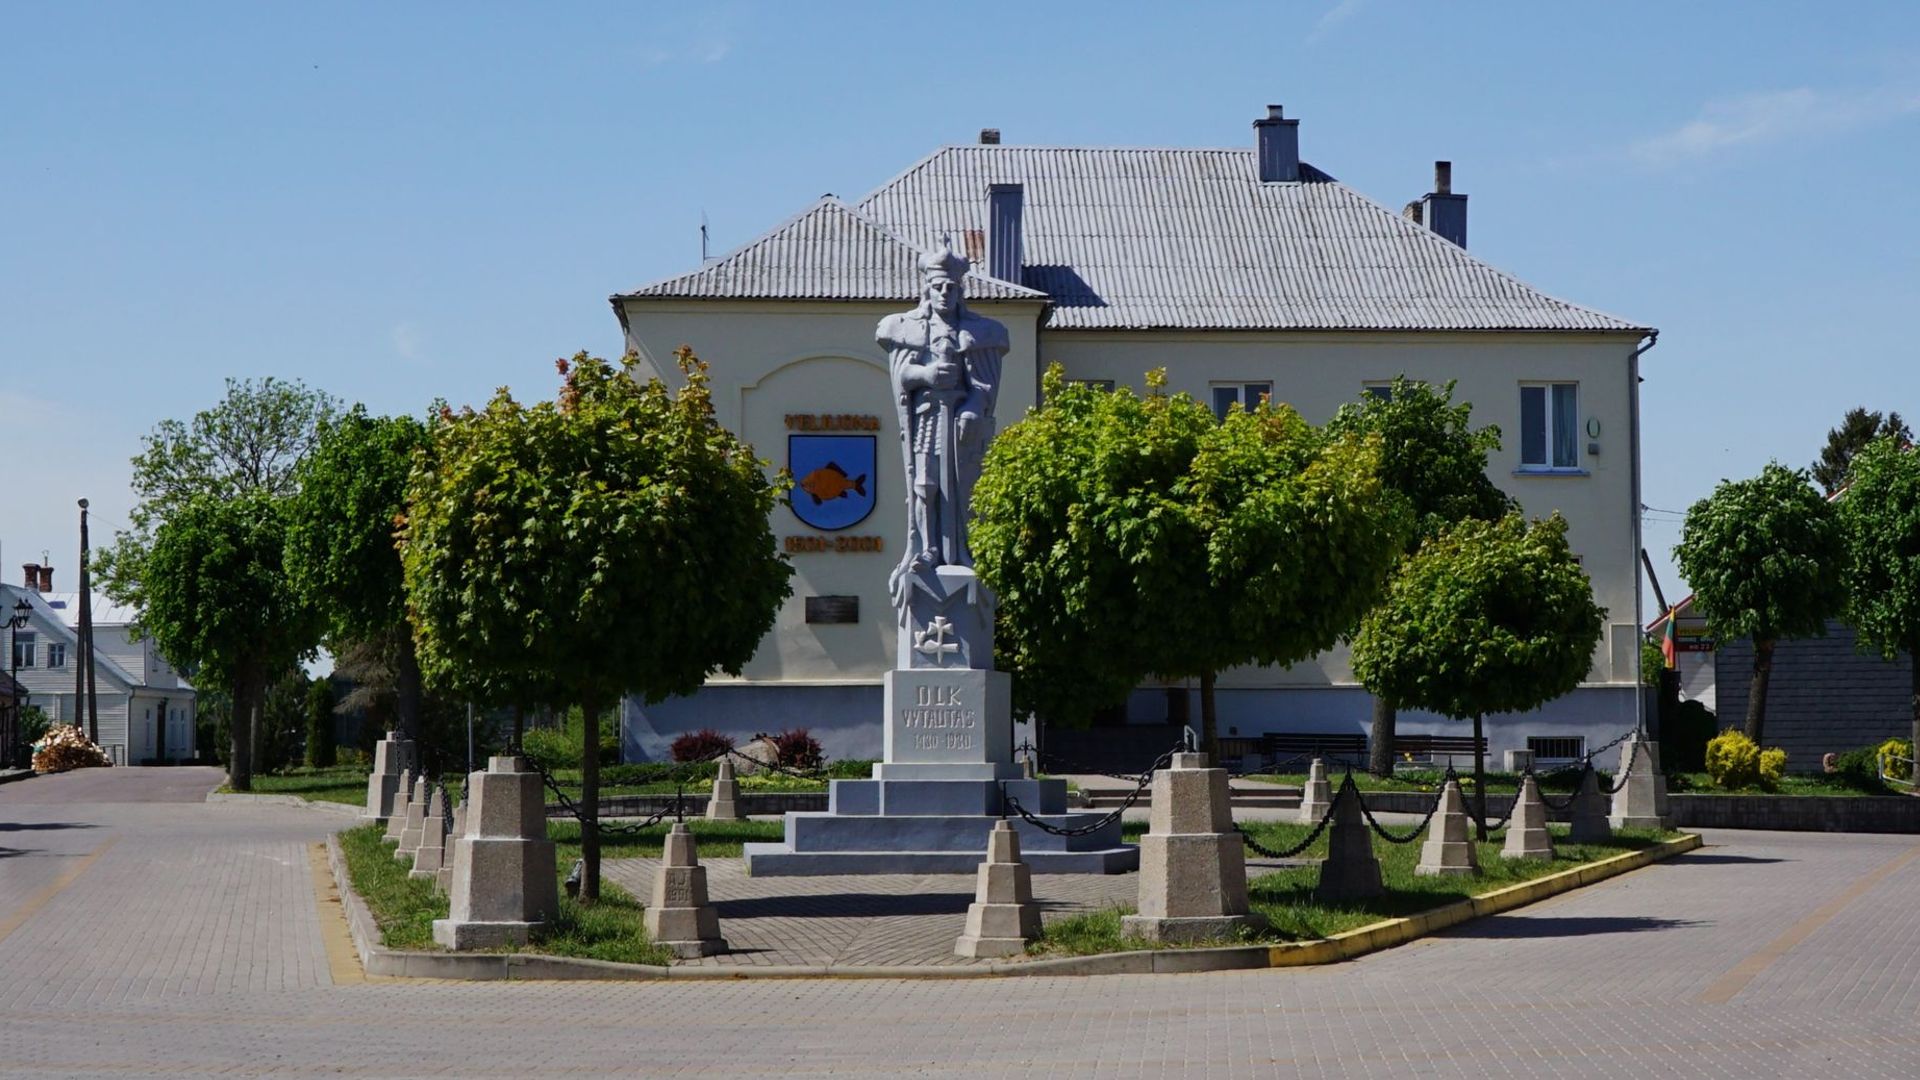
[700, 211, 711, 264]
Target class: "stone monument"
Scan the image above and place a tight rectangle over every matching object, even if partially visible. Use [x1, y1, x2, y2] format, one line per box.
[1414, 778, 1478, 877]
[744, 239, 1135, 875]
[1297, 758, 1333, 825]
[365, 730, 414, 823]
[955, 820, 1042, 958]
[1502, 775, 1554, 860]
[1608, 731, 1667, 830]
[433, 756, 558, 950]
[706, 757, 744, 822]
[1121, 752, 1263, 943]
[645, 823, 726, 958]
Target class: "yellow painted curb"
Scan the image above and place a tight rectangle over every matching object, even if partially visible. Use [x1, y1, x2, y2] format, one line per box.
[1265, 833, 1702, 968]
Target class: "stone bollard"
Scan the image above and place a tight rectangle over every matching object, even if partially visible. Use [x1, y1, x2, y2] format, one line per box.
[409, 786, 449, 882]
[706, 757, 744, 822]
[1415, 778, 1479, 877]
[433, 756, 558, 950]
[1501, 775, 1554, 861]
[1120, 752, 1265, 943]
[1609, 732, 1667, 830]
[1568, 766, 1612, 844]
[437, 798, 466, 894]
[1312, 782, 1384, 902]
[395, 774, 430, 861]
[1297, 758, 1333, 825]
[955, 820, 1042, 958]
[365, 731, 414, 824]
[384, 768, 415, 843]
[645, 822, 726, 958]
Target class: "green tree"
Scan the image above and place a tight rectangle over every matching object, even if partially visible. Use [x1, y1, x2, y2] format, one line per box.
[1327, 377, 1515, 776]
[399, 350, 791, 900]
[1351, 513, 1605, 838]
[1675, 462, 1844, 743]
[1836, 436, 1920, 759]
[140, 493, 321, 790]
[285, 407, 431, 739]
[1813, 407, 1910, 495]
[972, 366, 1411, 757]
[305, 675, 337, 768]
[100, 377, 335, 776]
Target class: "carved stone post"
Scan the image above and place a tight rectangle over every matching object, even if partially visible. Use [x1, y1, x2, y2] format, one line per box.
[1297, 758, 1333, 825]
[1121, 752, 1263, 943]
[955, 820, 1041, 958]
[1415, 778, 1478, 876]
[645, 823, 726, 958]
[433, 756, 558, 950]
[1502, 775, 1554, 860]
[365, 731, 414, 824]
[384, 768, 414, 843]
[706, 757, 744, 822]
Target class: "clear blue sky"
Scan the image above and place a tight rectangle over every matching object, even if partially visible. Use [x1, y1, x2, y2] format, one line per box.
[4, 1, 1917, 612]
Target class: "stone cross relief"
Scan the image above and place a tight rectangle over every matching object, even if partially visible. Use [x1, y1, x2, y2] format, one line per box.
[913, 615, 961, 667]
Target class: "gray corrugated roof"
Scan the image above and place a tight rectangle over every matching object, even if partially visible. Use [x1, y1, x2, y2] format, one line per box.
[616, 197, 1046, 303]
[855, 146, 1645, 333]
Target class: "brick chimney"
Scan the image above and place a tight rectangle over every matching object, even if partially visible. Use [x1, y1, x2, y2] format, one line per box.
[1254, 104, 1301, 182]
[22, 563, 47, 593]
[978, 128, 1001, 145]
[986, 182, 1024, 286]
[1420, 161, 1468, 248]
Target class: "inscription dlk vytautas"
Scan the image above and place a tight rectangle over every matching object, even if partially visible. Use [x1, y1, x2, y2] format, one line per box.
[899, 683, 977, 750]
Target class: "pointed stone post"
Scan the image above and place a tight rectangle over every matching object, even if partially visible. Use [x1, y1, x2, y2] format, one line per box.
[706, 757, 744, 822]
[384, 768, 415, 843]
[955, 819, 1042, 958]
[1313, 781, 1384, 902]
[395, 774, 430, 861]
[436, 798, 466, 894]
[1501, 775, 1555, 860]
[1609, 731, 1667, 830]
[1568, 765, 1612, 844]
[433, 756, 558, 950]
[409, 786, 449, 881]
[1122, 752, 1264, 943]
[364, 731, 414, 824]
[1416, 778, 1479, 876]
[645, 822, 726, 958]
[1297, 758, 1333, 825]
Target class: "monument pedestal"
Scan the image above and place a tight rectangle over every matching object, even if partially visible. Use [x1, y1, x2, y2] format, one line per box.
[364, 732, 413, 824]
[433, 756, 558, 951]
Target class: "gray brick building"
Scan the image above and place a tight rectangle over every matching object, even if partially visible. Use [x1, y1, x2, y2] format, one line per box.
[1715, 619, 1912, 770]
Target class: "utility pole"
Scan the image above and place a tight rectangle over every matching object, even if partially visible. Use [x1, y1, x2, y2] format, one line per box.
[78, 499, 99, 745]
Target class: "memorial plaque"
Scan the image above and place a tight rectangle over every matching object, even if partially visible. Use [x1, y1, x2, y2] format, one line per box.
[804, 595, 860, 624]
[883, 668, 1011, 767]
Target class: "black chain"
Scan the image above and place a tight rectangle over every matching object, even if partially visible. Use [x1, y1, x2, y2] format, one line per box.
[998, 742, 1183, 837]
[1535, 767, 1588, 812]
[1354, 774, 1444, 844]
[1016, 740, 1160, 784]
[522, 753, 686, 835]
[1596, 738, 1640, 796]
[1235, 785, 1341, 859]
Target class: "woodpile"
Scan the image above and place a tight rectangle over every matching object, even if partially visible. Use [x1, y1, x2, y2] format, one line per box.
[32, 724, 112, 773]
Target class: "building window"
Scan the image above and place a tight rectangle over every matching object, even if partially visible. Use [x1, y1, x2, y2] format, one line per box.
[1362, 382, 1393, 403]
[11, 631, 34, 669]
[1068, 378, 1116, 392]
[1210, 382, 1271, 420]
[1520, 383, 1580, 470]
[1528, 735, 1586, 762]
[46, 642, 65, 669]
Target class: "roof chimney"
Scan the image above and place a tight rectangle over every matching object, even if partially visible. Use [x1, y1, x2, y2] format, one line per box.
[1254, 104, 1300, 182]
[1420, 160, 1467, 247]
[978, 128, 1001, 145]
[986, 182, 1024, 286]
[22, 563, 45, 594]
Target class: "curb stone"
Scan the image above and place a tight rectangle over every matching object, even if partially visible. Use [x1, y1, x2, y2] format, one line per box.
[327, 830, 1703, 981]
[209, 791, 366, 817]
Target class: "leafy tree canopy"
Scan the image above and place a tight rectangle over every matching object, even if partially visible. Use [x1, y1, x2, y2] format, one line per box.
[1351, 512, 1604, 721]
[1813, 407, 1910, 495]
[1325, 376, 1515, 545]
[1838, 436, 1920, 660]
[1675, 462, 1844, 647]
[285, 406, 429, 644]
[972, 365, 1411, 726]
[399, 350, 793, 711]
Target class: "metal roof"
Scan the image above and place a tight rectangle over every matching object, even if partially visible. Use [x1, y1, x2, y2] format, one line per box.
[856, 146, 1646, 333]
[616, 197, 1046, 304]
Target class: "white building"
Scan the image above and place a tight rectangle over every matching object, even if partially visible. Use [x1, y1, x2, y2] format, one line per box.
[3, 562, 197, 764]
[610, 106, 1656, 767]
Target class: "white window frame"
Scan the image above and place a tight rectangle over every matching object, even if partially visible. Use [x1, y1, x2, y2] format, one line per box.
[11, 631, 35, 669]
[1518, 381, 1582, 472]
[1209, 381, 1272, 420]
[46, 642, 66, 669]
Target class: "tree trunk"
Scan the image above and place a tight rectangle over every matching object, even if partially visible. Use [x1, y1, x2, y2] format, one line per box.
[227, 670, 254, 791]
[579, 697, 602, 903]
[512, 704, 526, 753]
[1473, 713, 1488, 842]
[1198, 670, 1219, 763]
[394, 633, 424, 743]
[1745, 639, 1775, 744]
[1368, 697, 1397, 778]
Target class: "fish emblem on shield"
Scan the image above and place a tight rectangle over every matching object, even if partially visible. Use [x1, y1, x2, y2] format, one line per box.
[788, 434, 877, 530]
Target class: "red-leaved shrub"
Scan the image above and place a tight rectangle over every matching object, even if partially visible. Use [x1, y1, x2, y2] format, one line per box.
[769, 728, 823, 769]
[670, 728, 736, 763]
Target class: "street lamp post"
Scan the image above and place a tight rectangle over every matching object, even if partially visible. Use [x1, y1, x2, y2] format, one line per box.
[5, 598, 31, 769]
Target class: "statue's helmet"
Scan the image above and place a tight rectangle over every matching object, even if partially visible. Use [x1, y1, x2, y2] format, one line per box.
[920, 234, 970, 282]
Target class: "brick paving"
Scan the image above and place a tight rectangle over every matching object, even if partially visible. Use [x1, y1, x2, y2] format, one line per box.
[5, 767, 1920, 1076]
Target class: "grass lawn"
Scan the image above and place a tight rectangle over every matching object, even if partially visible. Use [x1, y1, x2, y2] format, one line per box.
[224, 765, 372, 805]
[1030, 821, 1675, 957]
[1666, 771, 1893, 798]
[339, 823, 673, 965]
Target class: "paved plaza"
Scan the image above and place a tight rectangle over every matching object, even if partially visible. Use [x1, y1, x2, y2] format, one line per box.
[4, 768, 1920, 1076]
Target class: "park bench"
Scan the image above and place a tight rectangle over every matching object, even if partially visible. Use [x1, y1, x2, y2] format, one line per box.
[1259, 731, 1368, 766]
[1391, 733, 1487, 768]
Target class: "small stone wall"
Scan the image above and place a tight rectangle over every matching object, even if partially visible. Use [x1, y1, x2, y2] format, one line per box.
[1356, 789, 1920, 833]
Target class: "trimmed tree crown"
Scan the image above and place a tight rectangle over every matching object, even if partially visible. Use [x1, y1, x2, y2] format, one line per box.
[1838, 436, 1920, 659]
[1674, 461, 1844, 646]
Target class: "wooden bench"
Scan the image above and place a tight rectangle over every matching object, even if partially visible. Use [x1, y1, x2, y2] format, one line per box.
[1392, 734, 1487, 767]
[1259, 732, 1368, 765]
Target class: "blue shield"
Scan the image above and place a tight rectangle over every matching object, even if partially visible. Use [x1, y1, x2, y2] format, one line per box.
[788, 435, 877, 531]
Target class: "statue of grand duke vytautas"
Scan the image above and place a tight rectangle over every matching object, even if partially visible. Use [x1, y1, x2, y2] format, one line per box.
[877, 237, 1008, 620]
